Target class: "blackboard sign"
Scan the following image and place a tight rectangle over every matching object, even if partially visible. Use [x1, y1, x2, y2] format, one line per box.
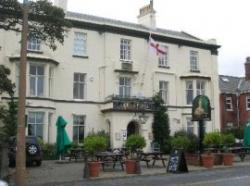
[167, 149, 188, 173]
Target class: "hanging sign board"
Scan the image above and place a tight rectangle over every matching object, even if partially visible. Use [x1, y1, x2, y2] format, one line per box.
[192, 95, 211, 121]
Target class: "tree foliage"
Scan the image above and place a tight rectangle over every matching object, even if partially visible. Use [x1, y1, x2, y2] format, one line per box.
[0, 0, 71, 50]
[0, 65, 14, 96]
[0, 65, 17, 141]
[152, 94, 171, 153]
[1, 97, 18, 140]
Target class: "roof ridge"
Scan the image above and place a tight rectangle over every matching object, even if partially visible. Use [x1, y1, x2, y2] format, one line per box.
[66, 11, 206, 43]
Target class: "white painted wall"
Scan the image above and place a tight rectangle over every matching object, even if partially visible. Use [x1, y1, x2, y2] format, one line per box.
[0, 14, 220, 150]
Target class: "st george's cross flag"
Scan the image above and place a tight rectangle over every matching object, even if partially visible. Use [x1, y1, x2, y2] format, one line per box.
[149, 36, 167, 56]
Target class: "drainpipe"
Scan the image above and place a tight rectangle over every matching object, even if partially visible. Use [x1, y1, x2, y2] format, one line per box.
[236, 79, 242, 128]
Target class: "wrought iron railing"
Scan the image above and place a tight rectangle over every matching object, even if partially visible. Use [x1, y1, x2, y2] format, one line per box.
[104, 95, 155, 112]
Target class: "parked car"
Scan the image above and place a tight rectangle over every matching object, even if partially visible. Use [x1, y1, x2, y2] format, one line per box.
[8, 136, 42, 167]
[0, 180, 8, 186]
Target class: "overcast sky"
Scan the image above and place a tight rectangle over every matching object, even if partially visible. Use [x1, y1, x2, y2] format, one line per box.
[65, 0, 249, 77]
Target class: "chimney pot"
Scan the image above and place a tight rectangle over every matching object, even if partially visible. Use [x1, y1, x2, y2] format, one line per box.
[245, 57, 250, 80]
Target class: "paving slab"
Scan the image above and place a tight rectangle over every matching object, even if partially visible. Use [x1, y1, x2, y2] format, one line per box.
[8, 157, 250, 186]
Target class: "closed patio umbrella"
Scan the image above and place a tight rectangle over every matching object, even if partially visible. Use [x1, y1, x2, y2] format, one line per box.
[243, 118, 250, 147]
[56, 116, 71, 160]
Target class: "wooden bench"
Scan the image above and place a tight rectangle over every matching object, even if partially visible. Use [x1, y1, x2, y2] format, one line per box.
[152, 156, 167, 167]
[229, 147, 250, 161]
[140, 158, 151, 167]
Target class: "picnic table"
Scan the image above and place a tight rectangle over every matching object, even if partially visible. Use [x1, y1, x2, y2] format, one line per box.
[139, 151, 167, 167]
[69, 148, 85, 162]
[228, 147, 250, 161]
[96, 151, 124, 171]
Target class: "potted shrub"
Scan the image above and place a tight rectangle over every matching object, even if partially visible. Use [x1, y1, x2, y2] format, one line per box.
[83, 134, 107, 177]
[171, 135, 191, 150]
[221, 133, 235, 166]
[202, 132, 222, 168]
[172, 130, 200, 165]
[125, 134, 146, 174]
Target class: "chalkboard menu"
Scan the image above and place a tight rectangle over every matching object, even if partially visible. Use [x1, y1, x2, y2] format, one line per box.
[167, 149, 188, 173]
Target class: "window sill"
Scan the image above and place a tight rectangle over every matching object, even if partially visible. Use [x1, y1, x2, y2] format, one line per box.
[190, 69, 200, 73]
[72, 55, 89, 59]
[120, 59, 133, 63]
[27, 50, 43, 54]
[73, 99, 85, 101]
[226, 109, 234, 112]
[158, 65, 170, 69]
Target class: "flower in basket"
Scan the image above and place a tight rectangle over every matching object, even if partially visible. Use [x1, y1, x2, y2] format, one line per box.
[125, 134, 146, 159]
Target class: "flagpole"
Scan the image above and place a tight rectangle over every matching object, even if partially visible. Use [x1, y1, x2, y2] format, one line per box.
[139, 33, 152, 95]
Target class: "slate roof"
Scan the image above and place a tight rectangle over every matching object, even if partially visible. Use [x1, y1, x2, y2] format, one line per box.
[219, 75, 244, 94]
[66, 11, 211, 44]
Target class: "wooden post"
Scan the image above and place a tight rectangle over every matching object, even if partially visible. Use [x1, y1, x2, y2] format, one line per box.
[16, 1, 28, 185]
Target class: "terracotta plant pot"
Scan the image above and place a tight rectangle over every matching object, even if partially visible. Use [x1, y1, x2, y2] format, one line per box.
[185, 153, 200, 166]
[88, 161, 100, 177]
[213, 153, 223, 165]
[201, 154, 214, 168]
[125, 160, 137, 174]
[223, 153, 234, 166]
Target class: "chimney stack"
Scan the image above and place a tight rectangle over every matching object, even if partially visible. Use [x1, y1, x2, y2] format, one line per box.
[137, 0, 156, 29]
[54, 0, 68, 12]
[245, 57, 250, 80]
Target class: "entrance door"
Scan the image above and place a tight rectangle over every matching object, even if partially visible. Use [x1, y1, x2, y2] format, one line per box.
[127, 121, 139, 137]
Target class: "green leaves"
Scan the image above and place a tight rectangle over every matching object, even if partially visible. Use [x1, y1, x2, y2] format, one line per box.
[0, 0, 71, 50]
[125, 134, 146, 153]
[0, 65, 15, 96]
[152, 93, 170, 153]
[83, 135, 107, 158]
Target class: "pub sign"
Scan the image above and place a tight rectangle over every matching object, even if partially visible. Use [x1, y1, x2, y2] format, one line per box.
[192, 95, 211, 121]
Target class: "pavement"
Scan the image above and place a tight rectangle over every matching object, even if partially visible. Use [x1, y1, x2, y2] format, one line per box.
[8, 156, 250, 186]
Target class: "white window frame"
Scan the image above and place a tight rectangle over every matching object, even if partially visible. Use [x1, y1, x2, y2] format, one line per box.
[15, 63, 20, 96]
[73, 115, 85, 144]
[27, 35, 41, 52]
[120, 39, 132, 62]
[73, 32, 87, 56]
[186, 81, 193, 105]
[196, 80, 205, 96]
[226, 122, 234, 129]
[186, 117, 194, 134]
[190, 51, 199, 71]
[73, 73, 86, 100]
[48, 67, 54, 97]
[186, 80, 207, 105]
[29, 64, 45, 97]
[225, 97, 233, 111]
[246, 96, 250, 110]
[27, 112, 45, 139]
[159, 81, 168, 104]
[119, 77, 131, 97]
[158, 45, 168, 67]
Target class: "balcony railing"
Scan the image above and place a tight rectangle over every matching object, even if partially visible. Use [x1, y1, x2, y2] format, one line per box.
[102, 95, 155, 112]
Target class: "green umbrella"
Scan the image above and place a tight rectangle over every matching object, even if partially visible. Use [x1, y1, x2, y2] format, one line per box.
[243, 118, 250, 147]
[56, 116, 71, 158]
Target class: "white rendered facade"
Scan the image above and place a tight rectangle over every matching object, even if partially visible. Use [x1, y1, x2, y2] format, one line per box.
[0, 5, 220, 151]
